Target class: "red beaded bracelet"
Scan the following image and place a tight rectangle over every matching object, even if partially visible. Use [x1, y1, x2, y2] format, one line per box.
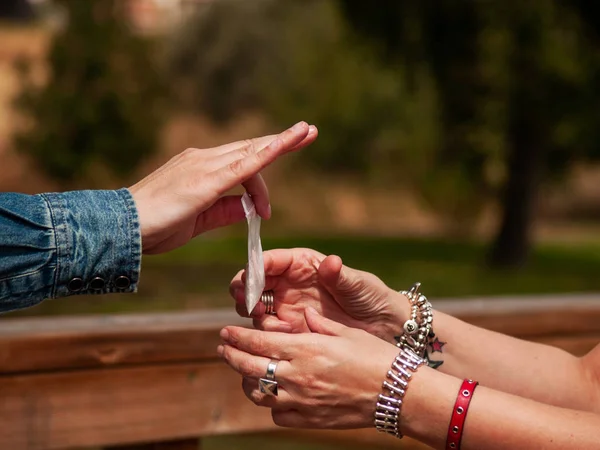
[445, 379, 478, 450]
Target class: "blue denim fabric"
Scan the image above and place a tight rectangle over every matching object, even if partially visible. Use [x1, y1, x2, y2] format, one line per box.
[0, 188, 141, 312]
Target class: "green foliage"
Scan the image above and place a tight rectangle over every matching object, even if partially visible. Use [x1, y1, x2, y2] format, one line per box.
[13, 0, 165, 186]
[341, 0, 600, 263]
[168, 0, 442, 179]
[169, 0, 600, 255]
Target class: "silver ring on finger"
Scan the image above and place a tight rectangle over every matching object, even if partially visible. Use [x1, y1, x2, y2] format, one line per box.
[258, 359, 279, 396]
[260, 290, 276, 315]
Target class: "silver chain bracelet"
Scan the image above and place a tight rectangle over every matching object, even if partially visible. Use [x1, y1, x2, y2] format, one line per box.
[395, 282, 433, 357]
[374, 347, 426, 438]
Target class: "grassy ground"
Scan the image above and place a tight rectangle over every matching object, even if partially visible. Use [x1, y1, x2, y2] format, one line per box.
[9, 233, 600, 317]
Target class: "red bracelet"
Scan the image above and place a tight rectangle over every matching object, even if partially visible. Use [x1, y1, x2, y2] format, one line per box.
[445, 379, 478, 450]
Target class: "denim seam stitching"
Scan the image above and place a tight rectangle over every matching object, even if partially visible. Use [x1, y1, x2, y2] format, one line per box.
[40, 193, 61, 298]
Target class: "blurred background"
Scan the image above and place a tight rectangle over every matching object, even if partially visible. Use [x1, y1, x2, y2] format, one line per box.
[2, 0, 600, 447]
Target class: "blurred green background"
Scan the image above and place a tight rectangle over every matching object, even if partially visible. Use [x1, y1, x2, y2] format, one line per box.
[2, 0, 600, 448]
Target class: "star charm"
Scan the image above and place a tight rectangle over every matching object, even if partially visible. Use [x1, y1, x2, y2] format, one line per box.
[430, 337, 446, 353]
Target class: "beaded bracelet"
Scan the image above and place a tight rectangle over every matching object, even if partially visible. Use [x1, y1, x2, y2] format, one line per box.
[395, 282, 434, 358]
[374, 347, 426, 438]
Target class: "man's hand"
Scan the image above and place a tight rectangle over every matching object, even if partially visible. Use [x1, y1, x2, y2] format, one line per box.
[129, 122, 317, 254]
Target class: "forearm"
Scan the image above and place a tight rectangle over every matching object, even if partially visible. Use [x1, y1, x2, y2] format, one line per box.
[390, 290, 597, 411]
[402, 366, 600, 450]
[431, 309, 596, 411]
[0, 189, 141, 312]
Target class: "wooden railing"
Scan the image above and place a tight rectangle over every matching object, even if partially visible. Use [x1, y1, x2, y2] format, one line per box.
[1, 294, 600, 450]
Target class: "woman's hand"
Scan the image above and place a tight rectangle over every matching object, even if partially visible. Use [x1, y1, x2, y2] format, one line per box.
[230, 248, 407, 342]
[129, 122, 317, 254]
[218, 307, 399, 429]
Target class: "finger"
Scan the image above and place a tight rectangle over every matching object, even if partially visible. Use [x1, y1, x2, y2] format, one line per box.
[261, 248, 325, 278]
[213, 135, 277, 156]
[242, 377, 295, 409]
[220, 326, 297, 360]
[213, 125, 317, 157]
[253, 315, 293, 333]
[242, 174, 270, 219]
[290, 124, 317, 152]
[193, 195, 245, 235]
[235, 302, 250, 318]
[272, 409, 308, 428]
[304, 307, 348, 337]
[209, 123, 315, 171]
[218, 343, 292, 380]
[229, 271, 244, 298]
[210, 121, 312, 196]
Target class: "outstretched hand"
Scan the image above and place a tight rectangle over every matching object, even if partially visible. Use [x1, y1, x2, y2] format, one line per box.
[129, 122, 317, 254]
[218, 307, 399, 429]
[230, 248, 407, 342]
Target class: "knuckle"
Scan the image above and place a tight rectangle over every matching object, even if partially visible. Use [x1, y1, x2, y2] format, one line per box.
[251, 333, 266, 354]
[228, 158, 244, 177]
[238, 359, 256, 378]
[182, 147, 198, 159]
[239, 139, 256, 157]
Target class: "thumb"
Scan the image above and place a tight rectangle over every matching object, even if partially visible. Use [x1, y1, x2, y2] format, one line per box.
[304, 307, 347, 337]
[318, 255, 359, 296]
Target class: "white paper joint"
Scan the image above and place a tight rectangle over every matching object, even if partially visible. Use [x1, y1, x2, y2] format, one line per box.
[242, 193, 265, 314]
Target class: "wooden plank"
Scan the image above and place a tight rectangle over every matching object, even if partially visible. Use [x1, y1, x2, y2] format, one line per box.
[283, 429, 432, 449]
[533, 334, 600, 356]
[0, 362, 275, 450]
[1, 295, 599, 374]
[0, 311, 249, 374]
[436, 295, 600, 337]
[108, 438, 199, 449]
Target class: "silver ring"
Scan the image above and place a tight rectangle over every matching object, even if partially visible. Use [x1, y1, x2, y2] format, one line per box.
[260, 290, 276, 315]
[258, 359, 279, 396]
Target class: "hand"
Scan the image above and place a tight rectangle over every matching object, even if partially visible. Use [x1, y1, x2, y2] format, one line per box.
[218, 307, 399, 429]
[129, 122, 317, 254]
[230, 248, 407, 342]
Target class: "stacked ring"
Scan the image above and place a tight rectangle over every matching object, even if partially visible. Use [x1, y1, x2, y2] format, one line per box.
[261, 290, 276, 315]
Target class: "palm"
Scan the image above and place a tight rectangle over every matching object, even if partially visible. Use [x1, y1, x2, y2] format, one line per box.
[260, 249, 386, 334]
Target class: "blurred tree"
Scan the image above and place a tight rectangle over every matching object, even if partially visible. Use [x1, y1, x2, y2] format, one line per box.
[169, 0, 600, 267]
[341, 0, 600, 268]
[0, 0, 35, 21]
[167, 0, 434, 178]
[13, 0, 165, 186]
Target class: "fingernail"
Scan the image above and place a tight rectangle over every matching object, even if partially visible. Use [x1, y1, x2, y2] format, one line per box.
[216, 345, 224, 357]
[220, 328, 230, 341]
[306, 306, 318, 315]
[309, 125, 317, 134]
[267, 204, 272, 217]
[292, 121, 307, 131]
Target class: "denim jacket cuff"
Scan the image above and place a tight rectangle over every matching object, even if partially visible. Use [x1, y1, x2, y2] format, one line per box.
[42, 188, 142, 298]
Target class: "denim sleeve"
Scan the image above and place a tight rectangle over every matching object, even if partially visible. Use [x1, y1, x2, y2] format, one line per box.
[0, 188, 141, 313]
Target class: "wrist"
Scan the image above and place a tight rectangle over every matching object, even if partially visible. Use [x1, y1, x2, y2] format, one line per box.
[374, 288, 412, 343]
[400, 367, 461, 448]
